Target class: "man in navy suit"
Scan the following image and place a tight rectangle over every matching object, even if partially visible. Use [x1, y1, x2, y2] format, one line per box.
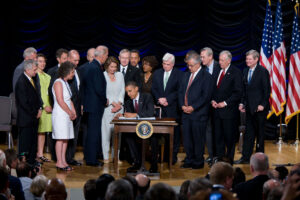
[235, 50, 270, 164]
[179, 53, 213, 169]
[211, 50, 243, 163]
[152, 52, 182, 164]
[200, 47, 221, 165]
[82, 45, 108, 167]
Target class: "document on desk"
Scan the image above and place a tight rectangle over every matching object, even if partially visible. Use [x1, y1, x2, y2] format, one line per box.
[118, 117, 156, 120]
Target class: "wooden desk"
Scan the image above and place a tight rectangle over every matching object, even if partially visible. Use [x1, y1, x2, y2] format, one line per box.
[111, 118, 178, 172]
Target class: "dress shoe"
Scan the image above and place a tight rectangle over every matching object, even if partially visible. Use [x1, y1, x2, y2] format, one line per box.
[149, 164, 158, 173]
[86, 161, 104, 167]
[127, 163, 141, 172]
[180, 163, 192, 168]
[234, 158, 250, 164]
[192, 163, 204, 169]
[68, 160, 82, 166]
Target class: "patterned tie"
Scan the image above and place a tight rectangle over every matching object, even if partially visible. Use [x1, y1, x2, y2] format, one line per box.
[248, 69, 252, 83]
[30, 79, 36, 89]
[217, 70, 225, 88]
[134, 100, 139, 113]
[184, 73, 195, 106]
[163, 71, 170, 90]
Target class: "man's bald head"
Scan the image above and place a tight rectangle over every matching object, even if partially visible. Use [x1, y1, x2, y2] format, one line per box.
[135, 174, 150, 195]
[68, 50, 80, 67]
[87, 48, 95, 62]
[250, 153, 269, 175]
[263, 179, 281, 198]
[44, 178, 67, 200]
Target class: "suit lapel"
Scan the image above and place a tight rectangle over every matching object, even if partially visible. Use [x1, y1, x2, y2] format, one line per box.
[138, 93, 144, 114]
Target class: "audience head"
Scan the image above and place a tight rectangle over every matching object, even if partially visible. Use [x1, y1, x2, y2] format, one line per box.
[4, 149, 18, 169]
[210, 162, 234, 190]
[275, 166, 288, 182]
[125, 81, 139, 100]
[130, 49, 141, 67]
[219, 50, 232, 69]
[135, 174, 150, 195]
[162, 53, 175, 72]
[290, 163, 300, 173]
[185, 53, 201, 73]
[16, 161, 31, 178]
[179, 180, 190, 200]
[200, 47, 214, 66]
[144, 183, 177, 200]
[0, 149, 6, 168]
[95, 45, 109, 64]
[184, 50, 197, 63]
[263, 179, 281, 200]
[58, 61, 76, 80]
[24, 59, 38, 78]
[56, 48, 68, 65]
[44, 178, 67, 200]
[23, 47, 37, 60]
[37, 53, 47, 72]
[104, 56, 120, 73]
[105, 179, 134, 200]
[245, 49, 259, 68]
[30, 175, 48, 198]
[96, 173, 115, 199]
[268, 169, 279, 180]
[68, 50, 80, 67]
[250, 152, 269, 176]
[142, 56, 158, 73]
[266, 185, 283, 200]
[123, 176, 138, 199]
[188, 178, 212, 197]
[232, 167, 246, 188]
[0, 167, 9, 194]
[86, 48, 95, 62]
[119, 49, 131, 67]
[83, 179, 97, 200]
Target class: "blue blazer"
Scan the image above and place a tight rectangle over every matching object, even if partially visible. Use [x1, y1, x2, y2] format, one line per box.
[151, 68, 182, 118]
[179, 68, 213, 120]
[82, 59, 107, 113]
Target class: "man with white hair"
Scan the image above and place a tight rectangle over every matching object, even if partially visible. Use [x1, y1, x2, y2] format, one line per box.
[15, 60, 42, 165]
[211, 50, 243, 163]
[233, 152, 270, 200]
[152, 52, 182, 165]
[12, 47, 37, 91]
[82, 45, 108, 166]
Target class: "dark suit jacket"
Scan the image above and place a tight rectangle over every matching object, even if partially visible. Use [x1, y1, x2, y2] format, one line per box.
[15, 73, 42, 127]
[151, 68, 182, 118]
[124, 93, 154, 118]
[47, 65, 59, 106]
[82, 59, 107, 113]
[212, 65, 243, 119]
[68, 69, 82, 115]
[202, 60, 221, 84]
[9, 175, 25, 200]
[233, 174, 269, 200]
[178, 68, 213, 120]
[121, 65, 142, 87]
[241, 65, 270, 115]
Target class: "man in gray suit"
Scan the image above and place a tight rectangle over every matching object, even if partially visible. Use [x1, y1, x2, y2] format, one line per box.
[12, 47, 37, 91]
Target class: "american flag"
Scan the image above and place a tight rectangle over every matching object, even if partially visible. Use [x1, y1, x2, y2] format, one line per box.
[285, 5, 300, 124]
[268, 0, 286, 118]
[260, 1, 273, 74]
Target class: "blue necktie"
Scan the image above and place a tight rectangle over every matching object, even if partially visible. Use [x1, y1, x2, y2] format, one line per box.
[248, 69, 252, 83]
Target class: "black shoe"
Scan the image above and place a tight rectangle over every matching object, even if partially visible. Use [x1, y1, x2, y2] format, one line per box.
[149, 164, 158, 173]
[86, 161, 104, 167]
[127, 163, 141, 172]
[180, 163, 192, 169]
[205, 157, 212, 164]
[234, 158, 250, 164]
[192, 163, 204, 169]
[68, 160, 82, 166]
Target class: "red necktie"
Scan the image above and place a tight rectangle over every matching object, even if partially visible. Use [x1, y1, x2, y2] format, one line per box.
[134, 100, 139, 113]
[184, 73, 195, 106]
[217, 70, 225, 88]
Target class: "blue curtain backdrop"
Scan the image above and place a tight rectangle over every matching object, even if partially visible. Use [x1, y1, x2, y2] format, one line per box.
[0, 0, 297, 137]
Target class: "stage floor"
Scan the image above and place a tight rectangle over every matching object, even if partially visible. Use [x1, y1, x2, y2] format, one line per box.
[2, 141, 300, 188]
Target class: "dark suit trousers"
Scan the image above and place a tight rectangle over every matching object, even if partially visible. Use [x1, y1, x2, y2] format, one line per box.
[205, 115, 214, 159]
[182, 118, 206, 166]
[84, 112, 103, 164]
[214, 117, 236, 161]
[18, 123, 38, 164]
[242, 111, 266, 159]
[126, 134, 141, 164]
[66, 115, 81, 162]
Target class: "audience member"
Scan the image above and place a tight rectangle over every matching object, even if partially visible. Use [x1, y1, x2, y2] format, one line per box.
[281, 169, 300, 200]
[101, 56, 124, 163]
[188, 178, 212, 197]
[96, 173, 115, 200]
[16, 162, 35, 200]
[30, 175, 48, 200]
[4, 149, 18, 177]
[144, 183, 177, 200]
[178, 180, 190, 200]
[140, 56, 158, 94]
[130, 49, 141, 68]
[0, 167, 10, 200]
[275, 166, 288, 183]
[266, 186, 283, 200]
[233, 152, 269, 200]
[12, 47, 37, 91]
[210, 162, 234, 190]
[263, 179, 281, 200]
[83, 179, 97, 200]
[105, 179, 134, 200]
[123, 176, 138, 199]
[232, 167, 246, 188]
[44, 178, 67, 200]
[268, 169, 279, 180]
[36, 53, 52, 163]
[135, 174, 150, 200]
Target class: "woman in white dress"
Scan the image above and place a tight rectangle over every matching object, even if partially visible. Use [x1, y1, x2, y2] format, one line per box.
[52, 61, 76, 171]
[101, 56, 125, 163]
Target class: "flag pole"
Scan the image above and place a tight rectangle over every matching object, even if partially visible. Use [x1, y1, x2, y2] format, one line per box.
[292, 114, 299, 146]
[277, 114, 284, 145]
